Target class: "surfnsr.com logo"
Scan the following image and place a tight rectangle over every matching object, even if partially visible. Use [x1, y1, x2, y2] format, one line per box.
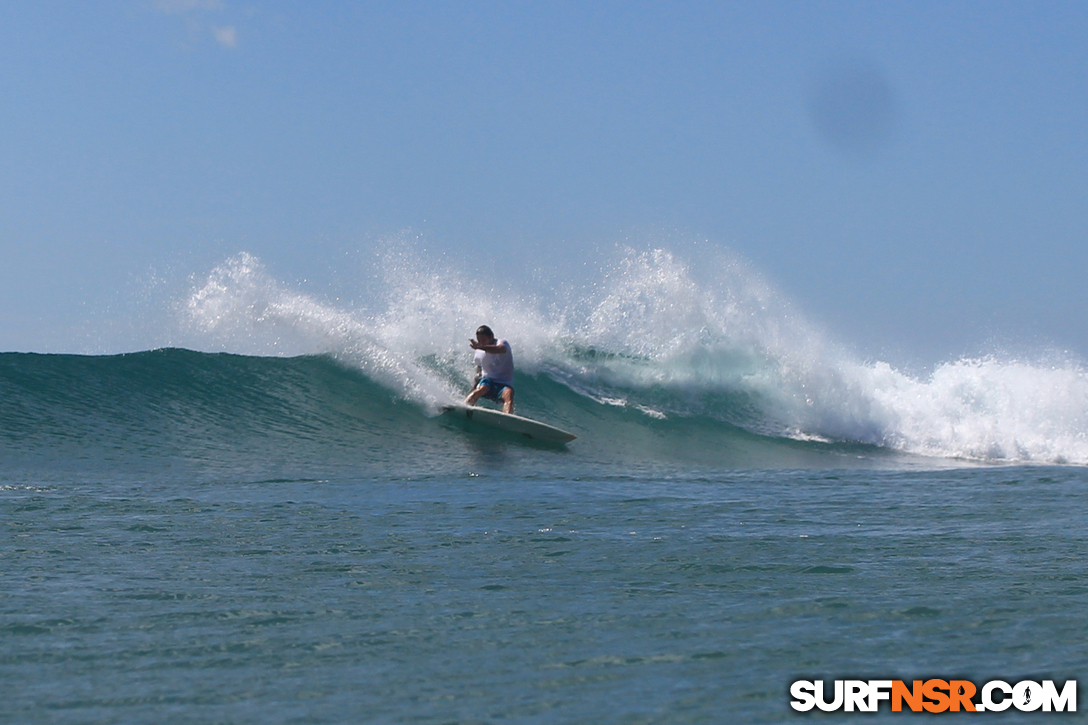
[790, 679, 1077, 713]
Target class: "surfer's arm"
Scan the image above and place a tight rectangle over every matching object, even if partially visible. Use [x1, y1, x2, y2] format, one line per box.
[468, 340, 509, 354]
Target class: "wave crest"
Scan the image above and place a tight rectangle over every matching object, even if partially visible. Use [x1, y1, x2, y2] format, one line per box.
[181, 248, 1088, 464]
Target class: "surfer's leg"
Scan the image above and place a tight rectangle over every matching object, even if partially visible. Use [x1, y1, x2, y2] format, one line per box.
[500, 386, 514, 414]
[464, 383, 490, 406]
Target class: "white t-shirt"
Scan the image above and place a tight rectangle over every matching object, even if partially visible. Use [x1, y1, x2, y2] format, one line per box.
[474, 339, 514, 386]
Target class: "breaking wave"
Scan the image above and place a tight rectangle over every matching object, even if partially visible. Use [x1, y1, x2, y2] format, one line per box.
[172, 248, 1088, 465]
[3, 247, 1085, 469]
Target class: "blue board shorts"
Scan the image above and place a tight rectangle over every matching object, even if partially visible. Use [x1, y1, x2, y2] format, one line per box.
[478, 377, 513, 401]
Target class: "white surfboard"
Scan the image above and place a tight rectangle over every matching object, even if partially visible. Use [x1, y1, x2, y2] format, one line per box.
[441, 403, 577, 443]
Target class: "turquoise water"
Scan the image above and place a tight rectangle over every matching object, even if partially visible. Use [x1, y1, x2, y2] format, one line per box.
[2, 350, 1086, 722]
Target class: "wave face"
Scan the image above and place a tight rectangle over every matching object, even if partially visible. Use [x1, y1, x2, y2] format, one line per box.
[0, 349, 881, 474]
[5, 249, 1087, 469]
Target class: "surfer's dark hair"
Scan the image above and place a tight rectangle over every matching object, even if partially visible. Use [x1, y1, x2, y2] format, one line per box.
[476, 325, 494, 338]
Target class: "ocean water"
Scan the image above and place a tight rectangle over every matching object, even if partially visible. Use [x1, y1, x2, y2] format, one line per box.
[3, 250, 1087, 723]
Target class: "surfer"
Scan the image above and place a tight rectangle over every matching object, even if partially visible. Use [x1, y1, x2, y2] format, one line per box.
[464, 325, 515, 414]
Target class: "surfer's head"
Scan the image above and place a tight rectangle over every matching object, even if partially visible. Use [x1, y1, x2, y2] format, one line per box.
[475, 325, 495, 343]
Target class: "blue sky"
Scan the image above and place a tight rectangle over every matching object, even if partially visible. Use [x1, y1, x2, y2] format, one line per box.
[2, 1, 1086, 362]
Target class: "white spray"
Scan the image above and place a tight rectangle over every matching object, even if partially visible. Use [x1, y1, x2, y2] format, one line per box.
[181, 248, 1088, 464]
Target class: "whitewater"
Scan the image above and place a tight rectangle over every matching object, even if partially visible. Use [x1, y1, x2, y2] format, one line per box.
[176, 247, 1088, 466]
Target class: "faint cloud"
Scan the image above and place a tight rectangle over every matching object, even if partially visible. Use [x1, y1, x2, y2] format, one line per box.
[807, 59, 897, 158]
[152, 0, 241, 51]
[212, 26, 237, 48]
[153, 0, 223, 13]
